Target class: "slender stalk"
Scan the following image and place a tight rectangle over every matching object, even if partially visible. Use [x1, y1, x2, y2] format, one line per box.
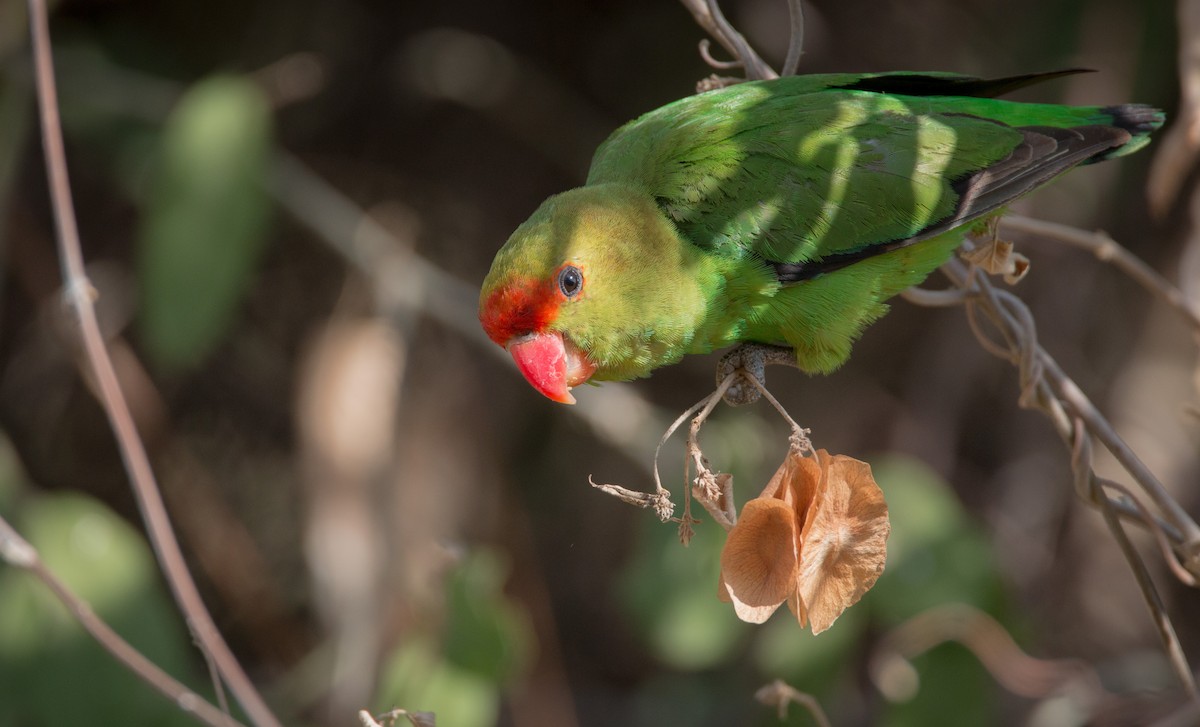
[26, 2, 282, 725]
[1000, 215, 1200, 336]
[0, 515, 242, 727]
[780, 0, 805, 76]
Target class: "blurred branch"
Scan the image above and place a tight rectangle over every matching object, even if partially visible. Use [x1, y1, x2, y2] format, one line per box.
[999, 214, 1200, 336]
[905, 249, 1200, 698]
[357, 708, 436, 727]
[268, 153, 673, 465]
[870, 603, 1104, 703]
[754, 679, 831, 727]
[25, 2, 282, 725]
[1146, 0, 1200, 217]
[0, 513, 242, 727]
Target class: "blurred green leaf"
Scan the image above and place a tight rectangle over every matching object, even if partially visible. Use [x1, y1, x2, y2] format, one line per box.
[751, 599, 864, 696]
[377, 636, 499, 727]
[137, 74, 272, 370]
[882, 644, 992, 727]
[863, 455, 1010, 727]
[620, 509, 747, 670]
[867, 455, 1006, 623]
[442, 549, 532, 683]
[0, 493, 205, 726]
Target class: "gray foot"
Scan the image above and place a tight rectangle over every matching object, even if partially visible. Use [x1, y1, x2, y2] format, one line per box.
[716, 343, 796, 406]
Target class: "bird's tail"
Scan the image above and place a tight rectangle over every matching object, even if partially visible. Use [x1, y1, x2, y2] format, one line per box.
[1086, 104, 1166, 162]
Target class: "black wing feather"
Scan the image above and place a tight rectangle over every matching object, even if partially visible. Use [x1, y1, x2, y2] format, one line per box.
[836, 69, 1093, 99]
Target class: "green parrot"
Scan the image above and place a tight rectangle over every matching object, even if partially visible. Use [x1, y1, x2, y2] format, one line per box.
[479, 71, 1163, 404]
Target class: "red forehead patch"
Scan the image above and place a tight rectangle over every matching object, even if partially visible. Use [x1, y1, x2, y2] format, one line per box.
[480, 277, 561, 346]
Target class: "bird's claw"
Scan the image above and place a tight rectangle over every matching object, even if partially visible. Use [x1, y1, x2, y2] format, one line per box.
[717, 343, 795, 406]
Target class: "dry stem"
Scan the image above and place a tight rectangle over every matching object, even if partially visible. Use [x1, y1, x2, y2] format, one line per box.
[870, 603, 1105, 703]
[755, 679, 832, 727]
[0, 514, 241, 727]
[26, 1, 281, 724]
[678, 0, 777, 80]
[917, 253, 1200, 698]
[999, 214, 1200, 336]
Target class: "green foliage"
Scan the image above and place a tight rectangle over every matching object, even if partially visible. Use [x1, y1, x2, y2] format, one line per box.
[620, 495, 747, 670]
[377, 637, 499, 727]
[442, 550, 532, 683]
[0, 493, 206, 726]
[751, 601, 866, 698]
[866, 455, 1009, 727]
[867, 455, 1006, 623]
[137, 74, 273, 371]
[376, 548, 532, 727]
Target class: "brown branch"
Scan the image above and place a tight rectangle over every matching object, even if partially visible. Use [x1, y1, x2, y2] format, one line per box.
[911, 252, 1200, 697]
[755, 679, 832, 727]
[780, 0, 805, 76]
[934, 256, 1200, 552]
[1146, 0, 1200, 217]
[25, 2, 282, 725]
[1087, 426, 1200, 701]
[0, 514, 241, 727]
[870, 603, 1104, 702]
[999, 215, 1200, 337]
[678, 0, 777, 80]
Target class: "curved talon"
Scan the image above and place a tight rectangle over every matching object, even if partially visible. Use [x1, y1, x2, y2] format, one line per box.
[717, 343, 796, 406]
[718, 349, 765, 406]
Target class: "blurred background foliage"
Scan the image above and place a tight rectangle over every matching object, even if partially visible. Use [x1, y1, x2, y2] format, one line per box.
[0, 0, 1197, 725]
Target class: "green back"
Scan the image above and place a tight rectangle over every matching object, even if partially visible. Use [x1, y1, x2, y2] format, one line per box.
[587, 73, 1129, 266]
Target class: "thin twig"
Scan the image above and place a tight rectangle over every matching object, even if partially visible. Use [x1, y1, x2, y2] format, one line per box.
[755, 679, 832, 727]
[1100, 478, 1198, 587]
[697, 39, 743, 70]
[1091, 448, 1200, 701]
[677, 0, 778, 80]
[938, 258, 1200, 554]
[1070, 421, 1198, 701]
[780, 0, 805, 76]
[1043, 348, 1199, 545]
[899, 285, 974, 307]
[25, 2, 282, 725]
[913, 252, 1200, 696]
[0, 514, 242, 727]
[870, 603, 1105, 702]
[1000, 214, 1200, 336]
[686, 372, 738, 530]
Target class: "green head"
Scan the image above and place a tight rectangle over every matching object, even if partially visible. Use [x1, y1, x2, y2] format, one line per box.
[479, 183, 716, 403]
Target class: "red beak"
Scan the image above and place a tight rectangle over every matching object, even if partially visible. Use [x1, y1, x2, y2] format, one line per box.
[506, 331, 597, 404]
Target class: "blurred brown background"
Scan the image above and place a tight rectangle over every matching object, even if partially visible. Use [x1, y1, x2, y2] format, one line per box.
[0, 0, 1197, 725]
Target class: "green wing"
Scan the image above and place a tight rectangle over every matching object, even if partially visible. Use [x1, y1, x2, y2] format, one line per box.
[586, 72, 1143, 273]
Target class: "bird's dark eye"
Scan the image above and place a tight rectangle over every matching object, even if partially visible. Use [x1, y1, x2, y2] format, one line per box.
[558, 265, 583, 298]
